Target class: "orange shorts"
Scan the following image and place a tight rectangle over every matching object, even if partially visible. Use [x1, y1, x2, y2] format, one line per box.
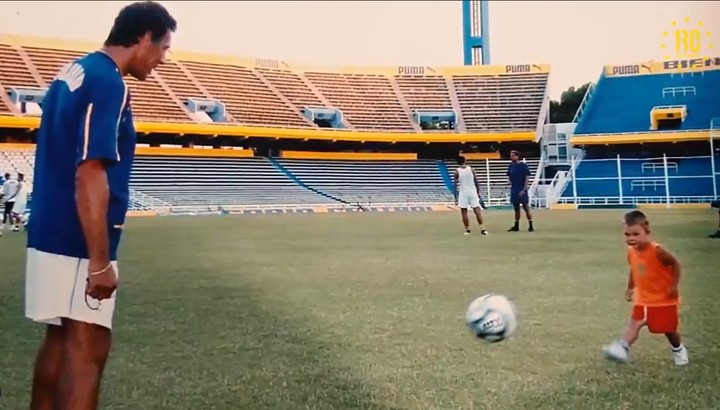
[631, 305, 679, 334]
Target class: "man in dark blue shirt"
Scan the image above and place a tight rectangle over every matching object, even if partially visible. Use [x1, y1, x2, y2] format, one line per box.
[506, 150, 534, 231]
[25, 2, 176, 409]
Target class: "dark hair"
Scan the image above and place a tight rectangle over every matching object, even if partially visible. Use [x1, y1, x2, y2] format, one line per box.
[104, 1, 177, 47]
[510, 150, 520, 157]
[457, 156, 467, 165]
[624, 210, 648, 227]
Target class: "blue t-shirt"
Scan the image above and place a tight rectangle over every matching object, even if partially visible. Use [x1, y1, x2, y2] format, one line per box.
[27, 51, 136, 261]
[507, 161, 530, 192]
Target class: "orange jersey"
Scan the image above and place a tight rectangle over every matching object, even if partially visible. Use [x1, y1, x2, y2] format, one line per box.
[627, 242, 679, 307]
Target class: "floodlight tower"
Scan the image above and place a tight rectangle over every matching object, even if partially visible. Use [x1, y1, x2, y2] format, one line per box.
[462, 0, 490, 65]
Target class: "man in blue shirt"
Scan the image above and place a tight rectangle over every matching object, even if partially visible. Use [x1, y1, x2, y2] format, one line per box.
[25, 2, 176, 409]
[506, 150, 534, 232]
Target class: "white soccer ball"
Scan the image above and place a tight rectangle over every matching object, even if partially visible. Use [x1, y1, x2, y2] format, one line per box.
[465, 294, 518, 342]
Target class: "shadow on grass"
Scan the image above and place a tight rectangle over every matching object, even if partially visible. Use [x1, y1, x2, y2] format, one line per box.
[104, 281, 400, 410]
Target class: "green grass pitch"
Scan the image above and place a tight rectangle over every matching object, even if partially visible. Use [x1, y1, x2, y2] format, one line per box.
[1, 209, 719, 409]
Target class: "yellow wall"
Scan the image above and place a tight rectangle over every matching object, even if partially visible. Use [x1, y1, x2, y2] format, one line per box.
[461, 152, 501, 160]
[571, 130, 711, 145]
[280, 150, 417, 160]
[0, 116, 536, 144]
[136, 146, 254, 158]
[0, 143, 255, 158]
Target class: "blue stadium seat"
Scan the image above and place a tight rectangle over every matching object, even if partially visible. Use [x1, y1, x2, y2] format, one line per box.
[575, 70, 720, 134]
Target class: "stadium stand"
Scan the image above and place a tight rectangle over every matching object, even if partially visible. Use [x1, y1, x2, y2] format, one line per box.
[130, 155, 336, 208]
[0, 43, 38, 90]
[575, 66, 720, 135]
[0, 34, 552, 211]
[453, 71, 549, 131]
[554, 60, 720, 206]
[276, 158, 453, 205]
[394, 73, 454, 111]
[302, 71, 415, 131]
[179, 59, 314, 128]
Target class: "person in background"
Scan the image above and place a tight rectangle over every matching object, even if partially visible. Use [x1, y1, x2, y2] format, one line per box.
[710, 199, 720, 238]
[506, 150, 534, 232]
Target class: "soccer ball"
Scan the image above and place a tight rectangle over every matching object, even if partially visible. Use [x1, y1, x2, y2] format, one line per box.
[465, 294, 518, 342]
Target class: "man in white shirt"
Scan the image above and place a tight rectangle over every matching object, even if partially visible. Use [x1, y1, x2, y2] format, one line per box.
[453, 156, 488, 235]
[2, 172, 19, 234]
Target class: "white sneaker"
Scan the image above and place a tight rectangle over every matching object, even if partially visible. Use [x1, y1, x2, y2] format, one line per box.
[603, 340, 630, 363]
[464, 230, 471, 235]
[672, 345, 689, 366]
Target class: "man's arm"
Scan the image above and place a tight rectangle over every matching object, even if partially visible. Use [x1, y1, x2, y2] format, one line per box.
[452, 170, 459, 200]
[75, 75, 126, 267]
[523, 164, 530, 192]
[657, 246, 682, 290]
[473, 169, 481, 195]
[76, 160, 111, 264]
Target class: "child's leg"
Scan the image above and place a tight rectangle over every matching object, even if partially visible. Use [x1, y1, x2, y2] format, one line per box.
[603, 309, 646, 362]
[647, 305, 688, 365]
[622, 319, 646, 347]
[665, 332, 682, 349]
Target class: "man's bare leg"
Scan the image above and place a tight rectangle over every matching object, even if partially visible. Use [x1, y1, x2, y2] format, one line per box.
[522, 203, 534, 231]
[473, 207, 488, 234]
[30, 325, 66, 410]
[56, 319, 112, 410]
[461, 209, 470, 233]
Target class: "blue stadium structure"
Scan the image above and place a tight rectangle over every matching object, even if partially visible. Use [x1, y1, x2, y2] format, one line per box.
[540, 59, 720, 209]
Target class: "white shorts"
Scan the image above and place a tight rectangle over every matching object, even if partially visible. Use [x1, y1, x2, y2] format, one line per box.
[25, 248, 119, 330]
[458, 190, 481, 209]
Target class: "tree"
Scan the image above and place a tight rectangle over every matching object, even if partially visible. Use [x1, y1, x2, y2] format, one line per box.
[549, 82, 592, 124]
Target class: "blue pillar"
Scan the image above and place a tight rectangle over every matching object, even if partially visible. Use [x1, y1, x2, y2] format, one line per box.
[462, 0, 490, 65]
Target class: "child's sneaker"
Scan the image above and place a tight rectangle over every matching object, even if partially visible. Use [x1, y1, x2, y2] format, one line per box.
[602, 340, 630, 363]
[672, 345, 689, 366]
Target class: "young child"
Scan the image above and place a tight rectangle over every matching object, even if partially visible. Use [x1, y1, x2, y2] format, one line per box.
[602, 210, 689, 366]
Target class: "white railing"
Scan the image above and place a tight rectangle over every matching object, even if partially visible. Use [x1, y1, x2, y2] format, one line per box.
[556, 196, 715, 205]
[572, 81, 596, 124]
[528, 151, 547, 208]
[572, 128, 711, 138]
[534, 83, 551, 142]
[545, 169, 571, 208]
[558, 153, 719, 207]
[129, 189, 172, 211]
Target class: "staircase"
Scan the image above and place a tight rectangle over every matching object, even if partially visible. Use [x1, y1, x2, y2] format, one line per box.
[297, 72, 355, 129]
[151, 70, 196, 121]
[444, 77, 466, 131]
[174, 61, 237, 122]
[254, 70, 315, 127]
[267, 157, 345, 204]
[15, 47, 47, 87]
[388, 77, 421, 131]
[544, 157, 579, 207]
[572, 79, 598, 124]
